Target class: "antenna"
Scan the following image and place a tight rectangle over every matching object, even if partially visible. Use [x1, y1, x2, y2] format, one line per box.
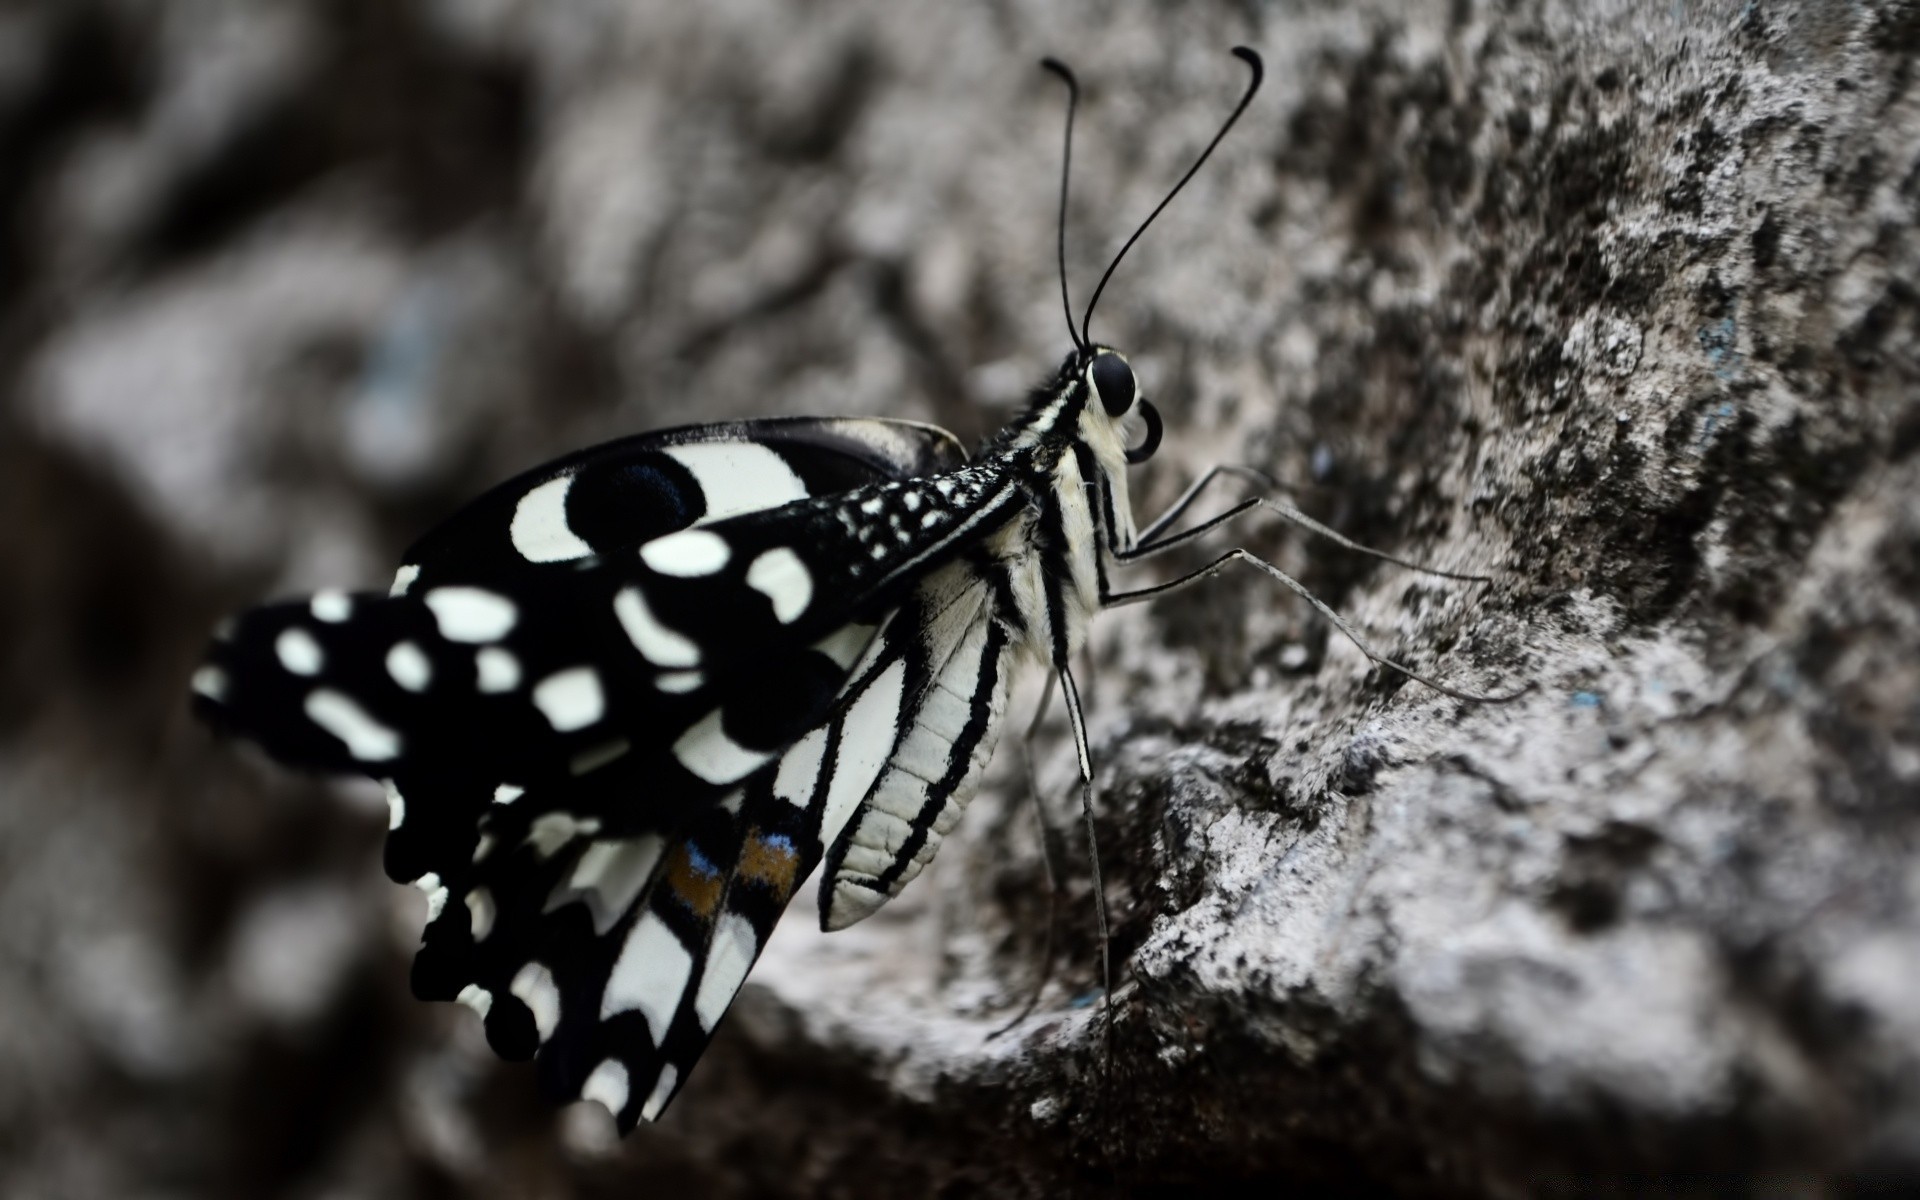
[1080, 46, 1264, 347]
[1040, 57, 1084, 352]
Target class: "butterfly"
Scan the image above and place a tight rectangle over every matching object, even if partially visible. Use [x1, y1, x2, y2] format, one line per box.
[189, 46, 1502, 1133]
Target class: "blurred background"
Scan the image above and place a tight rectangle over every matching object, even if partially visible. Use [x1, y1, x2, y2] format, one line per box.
[4, 0, 1920, 1195]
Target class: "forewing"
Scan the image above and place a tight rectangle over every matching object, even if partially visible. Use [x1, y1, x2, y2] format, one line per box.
[398, 417, 967, 589]
[192, 418, 965, 886]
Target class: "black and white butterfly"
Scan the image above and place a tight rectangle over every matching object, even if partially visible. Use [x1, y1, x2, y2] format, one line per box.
[191, 47, 1500, 1133]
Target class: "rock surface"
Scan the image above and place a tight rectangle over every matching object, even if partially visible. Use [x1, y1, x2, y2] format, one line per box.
[2, 0, 1916, 1194]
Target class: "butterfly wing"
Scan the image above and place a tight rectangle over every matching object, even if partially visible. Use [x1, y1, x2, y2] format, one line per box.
[418, 563, 1016, 1132]
[395, 416, 968, 588]
[412, 610, 915, 1130]
[193, 417, 967, 882]
[192, 416, 1041, 1130]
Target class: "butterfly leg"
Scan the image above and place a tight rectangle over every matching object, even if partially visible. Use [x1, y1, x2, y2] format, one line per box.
[1103, 549, 1528, 703]
[990, 674, 1063, 1039]
[1123, 468, 1492, 584]
[1134, 463, 1277, 545]
[1054, 660, 1121, 1073]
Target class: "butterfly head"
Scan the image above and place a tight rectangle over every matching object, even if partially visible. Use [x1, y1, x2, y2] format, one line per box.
[1057, 344, 1162, 464]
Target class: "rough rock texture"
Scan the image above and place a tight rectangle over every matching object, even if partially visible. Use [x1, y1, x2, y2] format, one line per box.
[2, 0, 1917, 1194]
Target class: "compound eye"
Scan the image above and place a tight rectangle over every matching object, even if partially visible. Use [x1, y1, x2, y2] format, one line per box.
[1089, 353, 1137, 417]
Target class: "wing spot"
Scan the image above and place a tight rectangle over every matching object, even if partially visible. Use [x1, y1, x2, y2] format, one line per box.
[511, 473, 595, 563]
[304, 689, 400, 761]
[191, 664, 229, 701]
[639, 528, 731, 577]
[532, 666, 605, 731]
[656, 670, 703, 693]
[663, 843, 723, 917]
[424, 587, 518, 642]
[662, 442, 808, 523]
[389, 564, 421, 596]
[694, 913, 759, 1031]
[738, 832, 800, 896]
[492, 783, 524, 805]
[672, 708, 775, 784]
[746, 547, 813, 624]
[275, 627, 324, 675]
[812, 622, 876, 669]
[582, 1059, 630, 1120]
[476, 646, 521, 692]
[310, 590, 352, 622]
[456, 984, 493, 1019]
[385, 640, 432, 691]
[603, 914, 694, 1044]
[550, 835, 665, 934]
[640, 1064, 679, 1123]
[527, 812, 602, 859]
[466, 887, 496, 941]
[613, 586, 701, 667]
[773, 727, 828, 809]
[383, 779, 405, 830]
[509, 962, 562, 1043]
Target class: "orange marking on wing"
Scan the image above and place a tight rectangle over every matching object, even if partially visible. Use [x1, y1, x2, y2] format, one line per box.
[664, 843, 723, 916]
[738, 831, 799, 899]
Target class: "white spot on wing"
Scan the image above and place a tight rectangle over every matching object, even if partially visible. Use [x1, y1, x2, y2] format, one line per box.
[640, 1064, 679, 1123]
[310, 590, 352, 622]
[819, 658, 907, 847]
[694, 913, 758, 1031]
[511, 474, 596, 563]
[526, 811, 601, 859]
[275, 627, 324, 675]
[671, 708, 774, 784]
[655, 670, 703, 693]
[456, 984, 493, 1019]
[383, 779, 406, 829]
[746, 547, 813, 623]
[639, 529, 730, 577]
[602, 913, 693, 1044]
[389, 564, 420, 596]
[304, 689, 400, 761]
[466, 887, 496, 941]
[551, 835, 664, 934]
[385, 640, 431, 691]
[475, 646, 520, 692]
[813, 622, 877, 669]
[662, 442, 808, 523]
[493, 783, 524, 805]
[533, 666, 605, 731]
[424, 587, 518, 642]
[774, 726, 829, 809]
[191, 664, 228, 701]
[613, 586, 700, 667]
[582, 1059, 630, 1119]
[510, 961, 561, 1042]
